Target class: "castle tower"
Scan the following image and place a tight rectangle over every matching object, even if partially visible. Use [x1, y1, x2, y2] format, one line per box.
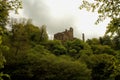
[82, 33, 85, 42]
[70, 27, 73, 32]
[69, 27, 73, 40]
[54, 27, 74, 41]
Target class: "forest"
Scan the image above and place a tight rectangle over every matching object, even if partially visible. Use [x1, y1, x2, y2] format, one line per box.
[0, 0, 120, 80]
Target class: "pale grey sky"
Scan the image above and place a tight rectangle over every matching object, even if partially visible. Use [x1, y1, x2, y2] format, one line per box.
[10, 0, 110, 39]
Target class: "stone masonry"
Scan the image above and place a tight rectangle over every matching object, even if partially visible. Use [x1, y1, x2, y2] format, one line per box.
[54, 27, 74, 41]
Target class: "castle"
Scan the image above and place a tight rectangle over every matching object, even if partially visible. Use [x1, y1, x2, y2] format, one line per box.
[54, 27, 74, 41]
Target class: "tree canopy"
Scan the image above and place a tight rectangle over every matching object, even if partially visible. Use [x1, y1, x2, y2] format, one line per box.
[80, 0, 120, 35]
[0, 0, 22, 28]
[80, 0, 120, 24]
[1, 0, 120, 80]
[0, 0, 22, 79]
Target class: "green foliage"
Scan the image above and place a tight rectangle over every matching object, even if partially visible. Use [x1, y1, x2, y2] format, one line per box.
[115, 51, 120, 62]
[114, 52, 120, 80]
[79, 49, 93, 56]
[0, 2, 22, 77]
[91, 54, 117, 80]
[86, 38, 100, 45]
[0, 28, 10, 80]
[3, 46, 91, 80]
[1, 1, 120, 79]
[0, 54, 5, 69]
[39, 25, 48, 42]
[112, 36, 120, 50]
[0, 2, 22, 78]
[69, 49, 77, 55]
[0, 73, 10, 80]
[30, 53, 91, 80]
[3, 17, 120, 80]
[28, 44, 50, 55]
[81, 54, 117, 80]
[106, 18, 120, 36]
[99, 35, 112, 46]
[64, 39, 92, 58]
[91, 45, 116, 55]
[11, 21, 30, 54]
[86, 37, 116, 55]
[80, 0, 120, 24]
[7, 18, 49, 55]
[80, 0, 120, 37]
[0, 0, 22, 27]
[0, 44, 5, 70]
[10, 18, 48, 43]
[26, 22, 41, 43]
[42, 40, 67, 55]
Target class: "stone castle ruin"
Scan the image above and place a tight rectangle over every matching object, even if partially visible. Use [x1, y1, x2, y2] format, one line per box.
[54, 27, 74, 41]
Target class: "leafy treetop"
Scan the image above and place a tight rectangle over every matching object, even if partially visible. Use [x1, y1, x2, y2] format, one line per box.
[0, 0, 22, 27]
[80, 0, 120, 36]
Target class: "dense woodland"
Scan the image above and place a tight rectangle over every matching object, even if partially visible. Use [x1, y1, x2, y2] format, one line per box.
[0, 0, 120, 80]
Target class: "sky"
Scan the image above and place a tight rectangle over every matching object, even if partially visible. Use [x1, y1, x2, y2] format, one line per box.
[10, 0, 110, 40]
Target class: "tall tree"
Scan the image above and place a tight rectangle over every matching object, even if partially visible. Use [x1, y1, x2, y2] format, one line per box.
[0, 30, 6, 80]
[80, 0, 120, 35]
[112, 35, 120, 50]
[106, 18, 120, 36]
[0, 0, 22, 28]
[25, 19, 41, 43]
[39, 25, 48, 42]
[80, 0, 120, 24]
[0, 0, 22, 79]
[0, 35, 9, 80]
[99, 35, 112, 46]
[11, 22, 29, 54]
[80, 54, 117, 80]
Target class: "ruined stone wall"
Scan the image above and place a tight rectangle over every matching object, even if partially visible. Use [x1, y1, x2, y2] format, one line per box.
[54, 27, 74, 41]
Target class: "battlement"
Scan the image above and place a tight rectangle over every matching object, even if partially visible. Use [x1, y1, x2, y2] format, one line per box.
[54, 27, 74, 41]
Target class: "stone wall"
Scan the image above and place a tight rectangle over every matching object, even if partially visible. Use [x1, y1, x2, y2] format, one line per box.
[54, 27, 73, 41]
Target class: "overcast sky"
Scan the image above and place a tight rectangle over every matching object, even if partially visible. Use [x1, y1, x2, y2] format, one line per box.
[11, 0, 110, 39]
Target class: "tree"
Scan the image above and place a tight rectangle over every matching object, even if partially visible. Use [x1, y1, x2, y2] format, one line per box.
[42, 40, 67, 55]
[0, 28, 10, 80]
[11, 21, 30, 55]
[39, 25, 48, 42]
[0, 0, 22, 79]
[80, 0, 120, 36]
[0, 0, 22, 28]
[64, 39, 92, 58]
[3, 45, 91, 80]
[8, 18, 48, 55]
[80, 54, 117, 80]
[25, 20, 41, 43]
[114, 51, 120, 80]
[28, 53, 91, 80]
[91, 45, 116, 55]
[106, 18, 120, 36]
[99, 35, 112, 46]
[112, 35, 120, 50]
[86, 38, 100, 45]
[80, 0, 120, 24]
[0, 33, 6, 80]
